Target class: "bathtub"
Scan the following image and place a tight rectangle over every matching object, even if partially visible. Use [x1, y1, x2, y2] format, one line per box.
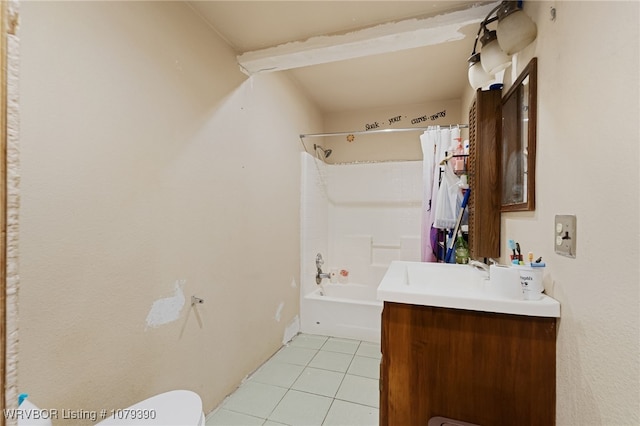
[300, 283, 383, 343]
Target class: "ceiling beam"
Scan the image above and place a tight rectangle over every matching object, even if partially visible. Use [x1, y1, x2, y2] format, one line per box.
[237, 1, 499, 75]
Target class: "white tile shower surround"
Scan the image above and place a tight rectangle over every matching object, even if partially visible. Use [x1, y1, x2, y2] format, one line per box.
[300, 154, 422, 295]
[207, 334, 380, 426]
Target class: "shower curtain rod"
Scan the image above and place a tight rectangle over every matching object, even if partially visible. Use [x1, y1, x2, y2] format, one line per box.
[299, 124, 468, 139]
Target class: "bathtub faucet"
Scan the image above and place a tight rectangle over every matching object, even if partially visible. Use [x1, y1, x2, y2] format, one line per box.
[315, 253, 331, 285]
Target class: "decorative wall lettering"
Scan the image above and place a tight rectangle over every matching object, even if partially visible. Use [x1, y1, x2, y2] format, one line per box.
[361, 109, 447, 131]
[410, 109, 447, 125]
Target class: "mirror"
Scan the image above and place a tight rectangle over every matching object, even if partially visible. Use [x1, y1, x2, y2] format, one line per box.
[501, 58, 537, 211]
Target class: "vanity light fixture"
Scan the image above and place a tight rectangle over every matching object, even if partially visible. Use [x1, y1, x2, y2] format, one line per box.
[468, 52, 494, 90]
[496, 1, 538, 54]
[468, 1, 537, 89]
[479, 30, 511, 75]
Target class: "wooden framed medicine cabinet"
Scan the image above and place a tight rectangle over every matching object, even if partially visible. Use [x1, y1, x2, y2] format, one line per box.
[501, 57, 537, 212]
[468, 88, 501, 259]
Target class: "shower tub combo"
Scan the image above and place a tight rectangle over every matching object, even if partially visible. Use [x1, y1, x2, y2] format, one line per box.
[303, 252, 383, 343]
[304, 279, 383, 343]
[299, 151, 422, 343]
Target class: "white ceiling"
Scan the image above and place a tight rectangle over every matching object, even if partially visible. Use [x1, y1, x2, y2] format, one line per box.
[188, 1, 495, 113]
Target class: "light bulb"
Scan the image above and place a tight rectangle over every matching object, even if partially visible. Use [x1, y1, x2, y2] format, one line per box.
[497, 5, 537, 54]
[468, 53, 493, 90]
[480, 30, 511, 74]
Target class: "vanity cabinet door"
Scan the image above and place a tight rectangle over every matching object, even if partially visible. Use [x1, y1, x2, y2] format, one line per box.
[380, 301, 557, 426]
[468, 89, 501, 259]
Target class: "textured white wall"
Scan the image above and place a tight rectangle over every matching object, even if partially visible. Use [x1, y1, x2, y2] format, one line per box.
[14, 1, 640, 424]
[464, 2, 640, 424]
[18, 1, 321, 420]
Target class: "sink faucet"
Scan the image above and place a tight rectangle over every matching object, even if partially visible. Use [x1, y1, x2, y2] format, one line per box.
[469, 258, 497, 275]
[315, 253, 331, 285]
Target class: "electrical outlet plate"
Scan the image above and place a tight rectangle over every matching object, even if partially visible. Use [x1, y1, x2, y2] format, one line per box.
[555, 215, 576, 258]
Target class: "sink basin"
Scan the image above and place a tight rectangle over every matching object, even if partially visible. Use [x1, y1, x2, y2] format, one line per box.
[377, 261, 560, 317]
[407, 262, 487, 293]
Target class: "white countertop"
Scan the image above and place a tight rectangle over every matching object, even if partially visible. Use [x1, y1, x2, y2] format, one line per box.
[377, 261, 561, 318]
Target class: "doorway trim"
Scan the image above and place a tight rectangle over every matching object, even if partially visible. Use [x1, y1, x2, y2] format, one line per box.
[1, 0, 8, 419]
[2, 0, 20, 420]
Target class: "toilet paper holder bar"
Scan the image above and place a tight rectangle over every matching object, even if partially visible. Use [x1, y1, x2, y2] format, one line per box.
[191, 296, 204, 306]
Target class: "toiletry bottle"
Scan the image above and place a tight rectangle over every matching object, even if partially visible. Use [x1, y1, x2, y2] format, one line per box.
[454, 138, 465, 173]
[455, 232, 469, 264]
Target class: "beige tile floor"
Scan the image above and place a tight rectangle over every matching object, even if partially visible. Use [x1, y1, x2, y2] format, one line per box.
[206, 334, 380, 426]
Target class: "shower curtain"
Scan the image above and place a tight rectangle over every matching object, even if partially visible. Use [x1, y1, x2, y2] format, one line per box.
[420, 126, 460, 262]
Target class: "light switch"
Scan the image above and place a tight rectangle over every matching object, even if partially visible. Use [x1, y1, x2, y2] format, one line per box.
[555, 215, 576, 258]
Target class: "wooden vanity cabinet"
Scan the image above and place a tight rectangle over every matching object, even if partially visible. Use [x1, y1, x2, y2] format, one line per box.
[468, 89, 501, 259]
[379, 301, 557, 426]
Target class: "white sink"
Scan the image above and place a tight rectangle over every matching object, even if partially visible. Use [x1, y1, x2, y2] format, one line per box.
[407, 262, 486, 293]
[377, 261, 560, 317]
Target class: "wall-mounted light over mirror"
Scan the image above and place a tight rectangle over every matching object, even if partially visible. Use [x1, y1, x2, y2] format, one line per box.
[467, 1, 537, 90]
[501, 57, 537, 211]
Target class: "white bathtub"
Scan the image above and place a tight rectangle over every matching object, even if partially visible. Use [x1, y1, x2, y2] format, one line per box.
[300, 283, 383, 343]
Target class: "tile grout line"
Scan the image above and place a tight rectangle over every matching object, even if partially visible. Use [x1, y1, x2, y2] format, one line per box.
[337, 340, 381, 410]
[262, 389, 289, 425]
[333, 395, 379, 409]
[263, 335, 342, 425]
[262, 345, 323, 425]
[210, 335, 380, 426]
[215, 405, 267, 422]
[320, 397, 336, 425]
[268, 338, 365, 425]
[330, 341, 360, 405]
[320, 339, 362, 426]
[297, 363, 378, 381]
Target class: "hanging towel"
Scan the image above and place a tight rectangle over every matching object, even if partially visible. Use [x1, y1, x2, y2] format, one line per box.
[428, 127, 448, 230]
[428, 127, 445, 260]
[420, 130, 436, 262]
[434, 162, 463, 230]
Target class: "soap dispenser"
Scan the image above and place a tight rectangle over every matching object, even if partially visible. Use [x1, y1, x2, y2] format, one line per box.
[455, 231, 469, 264]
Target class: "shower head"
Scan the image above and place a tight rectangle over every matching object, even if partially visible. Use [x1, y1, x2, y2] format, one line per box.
[313, 144, 332, 159]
